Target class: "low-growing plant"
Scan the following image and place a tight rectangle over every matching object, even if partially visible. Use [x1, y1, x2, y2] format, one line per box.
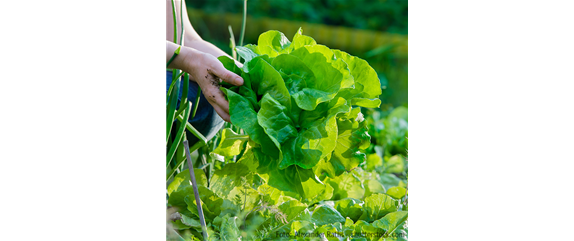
[213, 28, 383, 203]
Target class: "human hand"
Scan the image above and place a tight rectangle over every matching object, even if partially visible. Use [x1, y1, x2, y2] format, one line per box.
[186, 52, 243, 122]
[169, 44, 243, 122]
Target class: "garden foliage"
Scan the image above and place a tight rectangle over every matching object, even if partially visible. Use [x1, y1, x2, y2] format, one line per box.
[217, 29, 381, 201]
[167, 29, 408, 241]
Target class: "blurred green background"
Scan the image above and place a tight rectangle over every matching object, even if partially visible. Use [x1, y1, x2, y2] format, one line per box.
[186, 0, 408, 108]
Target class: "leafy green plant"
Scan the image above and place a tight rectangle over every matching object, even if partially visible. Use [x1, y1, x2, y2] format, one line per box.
[166, 3, 408, 238]
[214, 28, 382, 204]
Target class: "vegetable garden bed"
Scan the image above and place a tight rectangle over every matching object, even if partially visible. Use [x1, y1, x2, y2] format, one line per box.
[167, 27, 408, 240]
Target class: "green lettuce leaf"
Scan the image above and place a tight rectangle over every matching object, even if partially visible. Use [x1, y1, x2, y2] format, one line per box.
[257, 93, 298, 145]
[213, 213, 241, 240]
[288, 28, 317, 51]
[361, 193, 398, 222]
[255, 30, 291, 57]
[332, 49, 382, 107]
[371, 211, 408, 237]
[325, 171, 365, 200]
[209, 162, 259, 211]
[184, 186, 223, 223]
[334, 198, 363, 222]
[311, 205, 345, 226]
[386, 186, 407, 199]
[167, 169, 208, 209]
[223, 88, 280, 159]
[211, 128, 248, 156]
[248, 148, 333, 204]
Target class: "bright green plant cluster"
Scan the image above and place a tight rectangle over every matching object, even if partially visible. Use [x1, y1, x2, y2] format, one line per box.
[366, 106, 408, 159]
[166, 28, 408, 241]
[167, 152, 408, 240]
[213, 28, 383, 202]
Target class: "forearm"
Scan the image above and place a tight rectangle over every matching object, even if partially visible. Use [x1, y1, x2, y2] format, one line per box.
[185, 38, 243, 68]
[185, 38, 229, 59]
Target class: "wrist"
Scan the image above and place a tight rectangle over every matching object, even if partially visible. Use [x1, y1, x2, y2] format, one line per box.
[178, 46, 203, 74]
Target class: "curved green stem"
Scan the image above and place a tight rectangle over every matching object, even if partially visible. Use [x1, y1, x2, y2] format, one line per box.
[239, 0, 247, 46]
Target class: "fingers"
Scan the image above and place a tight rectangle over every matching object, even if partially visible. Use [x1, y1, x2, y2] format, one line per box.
[209, 98, 231, 123]
[204, 86, 231, 123]
[210, 64, 244, 86]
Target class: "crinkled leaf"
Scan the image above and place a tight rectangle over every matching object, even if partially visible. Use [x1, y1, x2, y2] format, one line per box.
[255, 30, 291, 57]
[214, 213, 241, 240]
[211, 128, 248, 156]
[361, 193, 398, 222]
[316, 223, 344, 241]
[290, 46, 351, 101]
[184, 186, 223, 223]
[291, 45, 354, 90]
[279, 112, 340, 169]
[253, 148, 333, 204]
[235, 46, 259, 64]
[331, 50, 383, 109]
[371, 211, 408, 236]
[326, 172, 365, 200]
[327, 109, 371, 176]
[278, 199, 308, 222]
[334, 198, 363, 222]
[288, 28, 317, 51]
[167, 169, 208, 209]
[270, 54, 335, 111]
[180, 213, 202, 228]
[258, 94, 298, 145]
[223, 88, 279, 159]
[248, 56, 292, 110]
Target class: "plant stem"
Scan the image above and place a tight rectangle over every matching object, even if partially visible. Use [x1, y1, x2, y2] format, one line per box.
[171, 0, 177, 43]
[191, 87, 201, 119]
[166, 46, 181, 68]
[228, 25, 237, 60]
[183, 140, 209, 241]
[239, 0, 247, 46]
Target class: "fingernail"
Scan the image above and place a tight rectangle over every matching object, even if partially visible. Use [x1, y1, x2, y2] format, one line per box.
[237, 77, 244, 85]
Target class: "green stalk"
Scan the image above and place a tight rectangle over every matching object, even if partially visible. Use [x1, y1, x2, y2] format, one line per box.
[166, 100, 192, 167]
[239, 0, 247, 46]
[178, 73, 190, 112]
[170, 0, 178, 43]
[179, 0, 185, 45]
[166, 71, 184, 103]
[228, 25, 237, 60]
[191, 87, 201, 119]
[166, 46, 181, 68]
[166, 140, 204, 181]
[175, 114, 207, 144]
[166, 69, 181, 144]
